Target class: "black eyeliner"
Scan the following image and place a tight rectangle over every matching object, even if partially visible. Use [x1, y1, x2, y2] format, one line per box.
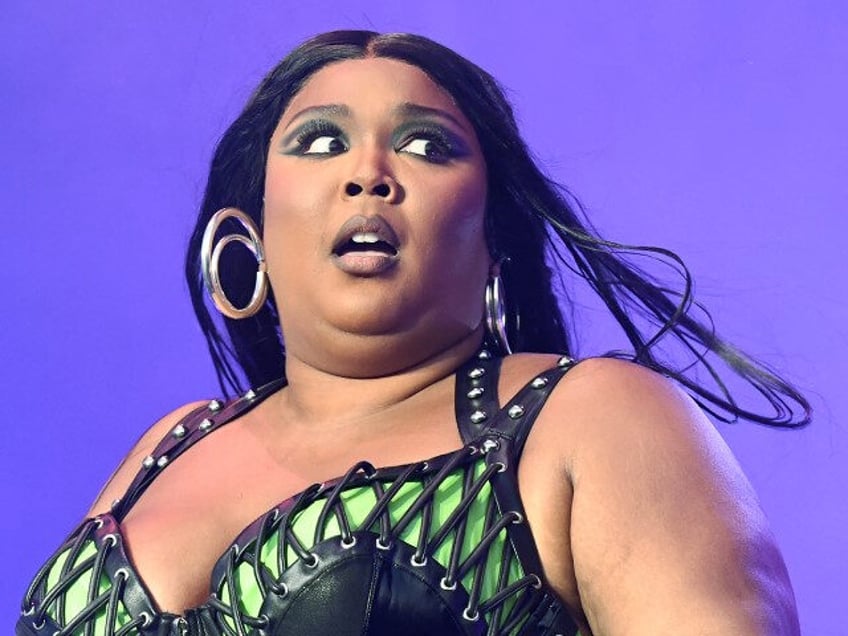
[394, 121, 470, 159]
[281, 119, 346, 154]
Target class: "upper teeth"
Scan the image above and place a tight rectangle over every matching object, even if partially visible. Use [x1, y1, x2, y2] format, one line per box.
[351, 232, 380, 244]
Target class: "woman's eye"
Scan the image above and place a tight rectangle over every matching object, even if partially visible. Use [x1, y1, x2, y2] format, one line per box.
[302, 135, 345, 155]
[398, 136, 451, 163]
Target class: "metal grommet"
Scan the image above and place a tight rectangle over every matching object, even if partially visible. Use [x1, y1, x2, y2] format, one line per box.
[32, 618, 45, 630]
[303, 553, 319, 569]
[103, 533, 118, 548]
[139, 611, 153, 627]
[530, 573, 542, 589]
[510, 511, 524, 524]
[93, 516, 104, 529]
[257, 614, 270, 628]
[440, 577, 457, 591]
[410, 553, 427, 567]
[462, 607, 480, 621]
[375, 537, 392, 551]
[115, 567, 130, 580]
[420, 461, 430, 471]
[340, 535, 357, 549]
[22, 603, 36, 616]
[270, 581, 289, 597]
[493, 461, 507, 473]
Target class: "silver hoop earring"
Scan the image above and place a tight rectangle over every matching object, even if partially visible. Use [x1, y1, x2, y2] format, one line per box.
[484, 262, 513, 355]
[200, 207, 268, 319]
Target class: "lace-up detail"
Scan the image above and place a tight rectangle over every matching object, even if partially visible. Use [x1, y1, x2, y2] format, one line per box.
[204, 438, 550, 635]
[18, 351, 579, 635]
[21, 517, 152, 635]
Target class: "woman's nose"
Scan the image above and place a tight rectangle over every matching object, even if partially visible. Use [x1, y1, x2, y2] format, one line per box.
[343, 171, 402, 203]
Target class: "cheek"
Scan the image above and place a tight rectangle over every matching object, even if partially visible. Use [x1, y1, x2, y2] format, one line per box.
[264, 158, 327, 219]
[432, 174, 489, 252]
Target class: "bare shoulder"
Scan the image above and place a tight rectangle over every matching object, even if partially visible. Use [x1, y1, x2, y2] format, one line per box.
[87, 399, 211, 518]
[519, 356, 800, 634]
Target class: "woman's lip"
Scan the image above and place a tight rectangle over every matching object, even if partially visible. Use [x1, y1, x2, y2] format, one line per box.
[331, 214, 400, 255]
[332, 251, 399, 276]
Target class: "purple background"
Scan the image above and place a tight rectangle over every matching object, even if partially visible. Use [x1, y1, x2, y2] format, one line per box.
[2, 2, 846, 632]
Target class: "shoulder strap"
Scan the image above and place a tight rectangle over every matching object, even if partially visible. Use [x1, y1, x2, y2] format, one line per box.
[110, 379, 285, 522]
[488, 355, 578, 457]
[454, 348, 502, 445]
[456, 353, 578, 454]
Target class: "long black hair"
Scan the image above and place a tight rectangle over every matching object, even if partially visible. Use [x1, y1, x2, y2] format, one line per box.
[185, 30, 810, 428]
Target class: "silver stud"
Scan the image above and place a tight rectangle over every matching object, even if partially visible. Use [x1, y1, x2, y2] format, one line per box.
[557, 355, 574, 368]
[199, 418, 213, 432]
[481, 438, 499, 453]
[156, 455, 169, 468]
[470, 410, 487, 424]
[531, 376, 548, 389]
[208, 399, 222, 412]
[142, 455, 155, 468]
[466, 387, 484, 399]
[468, 367, 486, 379]
[508, 404, 525, 419]
[110, 498, 121, 509]
[172, 423, 186, 438]
[477, 349, 492, 359]
[244, 389, 257, 400]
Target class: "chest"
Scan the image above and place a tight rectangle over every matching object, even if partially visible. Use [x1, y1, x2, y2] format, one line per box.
[118, 410, 468, 614]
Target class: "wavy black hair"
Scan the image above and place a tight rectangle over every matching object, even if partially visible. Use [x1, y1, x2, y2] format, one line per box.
[185, 30, 810, 427]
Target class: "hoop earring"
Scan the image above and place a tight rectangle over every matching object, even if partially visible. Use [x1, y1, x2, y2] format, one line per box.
[200, 207, 268, 319]
[485, 260, 514, 355]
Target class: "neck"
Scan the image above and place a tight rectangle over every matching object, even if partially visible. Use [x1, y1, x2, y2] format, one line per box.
[276, 327, 486, 430]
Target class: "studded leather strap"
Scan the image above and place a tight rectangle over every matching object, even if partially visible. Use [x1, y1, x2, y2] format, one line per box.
[110, 380, 285, 523]
[454, 352, 580, 636]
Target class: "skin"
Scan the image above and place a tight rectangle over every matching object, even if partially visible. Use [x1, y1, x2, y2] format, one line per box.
[88, 58, 799, 634]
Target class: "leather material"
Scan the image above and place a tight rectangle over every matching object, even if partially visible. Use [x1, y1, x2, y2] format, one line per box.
[18, 353, 579, 635]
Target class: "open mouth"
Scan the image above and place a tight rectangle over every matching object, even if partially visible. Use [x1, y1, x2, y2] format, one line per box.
[333, 232, 399, 257]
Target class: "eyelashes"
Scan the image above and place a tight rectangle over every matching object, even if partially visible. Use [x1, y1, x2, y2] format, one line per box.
[291, 120, 348, 156]
[284, 119, 468, 164]
[396, 123, 464, 164]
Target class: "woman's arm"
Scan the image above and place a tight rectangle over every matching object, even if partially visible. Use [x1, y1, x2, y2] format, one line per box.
[544, 358, 798, 635]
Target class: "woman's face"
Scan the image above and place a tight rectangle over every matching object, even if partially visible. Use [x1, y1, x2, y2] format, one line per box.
[264, 57, 490, 371]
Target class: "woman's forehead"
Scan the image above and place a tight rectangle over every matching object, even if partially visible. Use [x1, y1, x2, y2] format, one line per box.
[280, 57, 467, 127]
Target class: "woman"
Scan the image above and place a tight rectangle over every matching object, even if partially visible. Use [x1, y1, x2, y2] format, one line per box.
[18, 31, 809, 635]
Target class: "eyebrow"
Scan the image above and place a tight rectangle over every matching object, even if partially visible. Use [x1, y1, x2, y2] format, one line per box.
[283, 102, 469, 133]
[392, 102, 469, 133]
